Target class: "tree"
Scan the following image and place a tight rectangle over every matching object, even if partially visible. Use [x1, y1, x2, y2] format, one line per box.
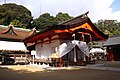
[94, 20, 120, 36]
[33, 13, 57, 31]
[0, 3, 33, 28]
[33, 12, 73, 31]
[55, 12, 73, 24]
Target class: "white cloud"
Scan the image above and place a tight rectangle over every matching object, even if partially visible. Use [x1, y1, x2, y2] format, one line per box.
[91, 0, 114, 22]
[0, 0, 120, 22]
[111, 11, 120, 21]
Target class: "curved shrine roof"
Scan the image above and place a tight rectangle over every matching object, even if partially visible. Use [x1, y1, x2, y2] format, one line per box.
[0, 25, 38, 41]
[23, 12, 108, 43]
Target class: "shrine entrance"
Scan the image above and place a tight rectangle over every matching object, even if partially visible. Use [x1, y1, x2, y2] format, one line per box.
[62, 45, 87, 66]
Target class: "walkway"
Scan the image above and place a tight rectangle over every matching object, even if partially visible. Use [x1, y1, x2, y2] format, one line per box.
[44, 61, 120, 72]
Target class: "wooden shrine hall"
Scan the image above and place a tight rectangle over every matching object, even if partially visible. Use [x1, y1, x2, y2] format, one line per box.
[0, 25, 38, 64]
[24, 12, 108, 66]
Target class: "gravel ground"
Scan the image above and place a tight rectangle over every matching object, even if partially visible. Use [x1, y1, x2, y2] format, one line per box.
[0, 64, 120, 80]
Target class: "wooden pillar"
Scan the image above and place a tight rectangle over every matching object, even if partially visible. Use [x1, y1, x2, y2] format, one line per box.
[107, 46, 114, 61]
[60, 57, 62, 67]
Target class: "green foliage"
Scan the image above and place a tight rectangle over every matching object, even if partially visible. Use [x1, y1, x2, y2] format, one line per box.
[55, 12, 73, 24]
[33, 12, 73, 31]
[0, 3, 33, 28]
[32, 13, 57, 31]
[94, 20, 120, 36]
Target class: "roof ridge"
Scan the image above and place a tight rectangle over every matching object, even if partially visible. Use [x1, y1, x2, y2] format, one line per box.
[59, 11, 89, 25]
[0, 25, 32, 32]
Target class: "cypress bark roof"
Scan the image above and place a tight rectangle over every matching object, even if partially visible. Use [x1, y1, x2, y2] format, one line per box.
[0, 25, 38, 42]
[23, 12, 108, 43]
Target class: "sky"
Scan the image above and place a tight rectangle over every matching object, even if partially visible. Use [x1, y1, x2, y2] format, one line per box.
[0, 0, 120, 22]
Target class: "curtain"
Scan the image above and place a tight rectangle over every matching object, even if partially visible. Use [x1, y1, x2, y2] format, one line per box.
[58, 40, 89, 57]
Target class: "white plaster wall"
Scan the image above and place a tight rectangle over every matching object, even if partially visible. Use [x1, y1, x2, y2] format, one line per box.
[35, 39, 60, 59]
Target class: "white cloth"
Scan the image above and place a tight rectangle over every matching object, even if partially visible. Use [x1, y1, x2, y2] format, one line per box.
[58, 40, 89, 57]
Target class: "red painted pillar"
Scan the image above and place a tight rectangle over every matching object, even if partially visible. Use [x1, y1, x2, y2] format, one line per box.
[60, 57, 62, 67]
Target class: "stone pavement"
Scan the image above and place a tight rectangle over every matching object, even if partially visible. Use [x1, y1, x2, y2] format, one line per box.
[81, 64, 120, 72]
[76, 61, 120, 72]
[44, 61, 120, 72]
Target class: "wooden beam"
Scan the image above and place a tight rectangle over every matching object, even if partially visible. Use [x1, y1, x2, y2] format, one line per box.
[35, 37, 60, 45]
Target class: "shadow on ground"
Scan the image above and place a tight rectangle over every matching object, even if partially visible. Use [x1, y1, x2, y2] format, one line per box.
[0, 65, 120, 80]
